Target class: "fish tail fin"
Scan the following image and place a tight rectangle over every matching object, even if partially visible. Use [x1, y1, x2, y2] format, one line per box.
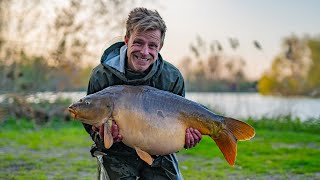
[211, 129, 237, 166]
[211, 117, 255, 166]
[224, 117, 255, 141]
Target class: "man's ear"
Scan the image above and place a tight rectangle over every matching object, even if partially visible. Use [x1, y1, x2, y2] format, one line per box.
[124, 35, 129, 45]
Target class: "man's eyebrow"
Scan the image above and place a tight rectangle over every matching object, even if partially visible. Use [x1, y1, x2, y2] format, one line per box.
[133, 36, 160, 44]
[133, 38, 144, 42]
[149, 42, 158, 46]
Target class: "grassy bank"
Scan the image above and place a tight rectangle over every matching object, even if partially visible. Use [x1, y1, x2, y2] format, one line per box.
[1, 117, 319, 180]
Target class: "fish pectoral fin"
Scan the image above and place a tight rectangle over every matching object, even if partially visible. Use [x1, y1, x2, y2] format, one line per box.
[103, 122, 113, 149]
[135, 147, 154, 165]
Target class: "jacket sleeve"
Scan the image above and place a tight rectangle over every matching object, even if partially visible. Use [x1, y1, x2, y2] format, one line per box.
[172, 72, 186, 98]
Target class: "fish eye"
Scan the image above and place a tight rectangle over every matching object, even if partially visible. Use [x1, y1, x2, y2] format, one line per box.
[85, 100, 90, 105]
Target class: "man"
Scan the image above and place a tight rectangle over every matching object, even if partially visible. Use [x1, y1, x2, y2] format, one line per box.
[83, 7, 202, 179]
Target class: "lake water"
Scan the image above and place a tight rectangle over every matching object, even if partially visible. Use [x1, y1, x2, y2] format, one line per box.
[1, 92, 319, 121]
[186, 92, 320, 121]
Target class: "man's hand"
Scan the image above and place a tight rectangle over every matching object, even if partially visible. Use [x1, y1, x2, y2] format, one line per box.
[92, 121, 123, 142]
[185, 127, 202, 149]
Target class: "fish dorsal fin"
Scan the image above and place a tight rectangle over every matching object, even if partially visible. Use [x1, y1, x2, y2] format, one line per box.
[135, 147, 154, 165]
[103, 121, 113, 149]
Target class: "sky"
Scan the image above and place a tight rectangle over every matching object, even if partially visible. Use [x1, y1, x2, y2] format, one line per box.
[140, 0, 320, 79]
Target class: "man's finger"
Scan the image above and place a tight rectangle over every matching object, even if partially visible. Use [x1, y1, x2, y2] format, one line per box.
[92, 126, 98, 132]
[192, 133, 199, 144]
[191, 129, 202, 144]
[185, 129, 191, 148]
[115, 134, 123, 142]
[193, 129, 202, 143]
[111, 123, 119, 139]
[189, 128, 195, 147]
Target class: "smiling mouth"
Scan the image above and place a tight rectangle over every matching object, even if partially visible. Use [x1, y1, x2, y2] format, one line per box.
[134, 54, 150, 61]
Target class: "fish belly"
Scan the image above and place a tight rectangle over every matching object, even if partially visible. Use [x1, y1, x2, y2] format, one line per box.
[114, 110, 187, 155]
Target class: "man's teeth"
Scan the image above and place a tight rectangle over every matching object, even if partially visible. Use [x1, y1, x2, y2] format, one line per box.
[135, 55, 148, 61]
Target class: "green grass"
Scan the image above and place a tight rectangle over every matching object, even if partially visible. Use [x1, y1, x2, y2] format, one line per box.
[0, 118, 95, 180]
[1, 118, 319, 179]
[178, 130, 320, 179]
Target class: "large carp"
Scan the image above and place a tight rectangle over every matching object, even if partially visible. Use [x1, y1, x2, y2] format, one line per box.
[68, 85, 255, 166]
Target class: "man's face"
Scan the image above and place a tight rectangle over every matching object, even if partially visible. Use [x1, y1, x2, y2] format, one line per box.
[125, 29, 162, 73]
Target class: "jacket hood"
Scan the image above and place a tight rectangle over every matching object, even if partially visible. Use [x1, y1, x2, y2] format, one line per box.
[100, 42, 164, 84]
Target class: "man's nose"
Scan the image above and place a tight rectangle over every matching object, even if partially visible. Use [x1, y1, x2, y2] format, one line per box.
[140, 44, 149, 55]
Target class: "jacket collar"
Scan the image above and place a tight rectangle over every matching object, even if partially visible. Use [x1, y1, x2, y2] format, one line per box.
[102, 45, 127, 73]
[100, 41, 164, 84]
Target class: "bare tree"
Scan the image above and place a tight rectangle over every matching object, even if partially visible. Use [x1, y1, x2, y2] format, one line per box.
[228, 37, 239, 50]
[0, 0, 150, 92]
[253, 40, 262, 50]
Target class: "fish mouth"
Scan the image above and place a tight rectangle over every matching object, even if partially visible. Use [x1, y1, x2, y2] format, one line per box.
[68, 107, 77, 119]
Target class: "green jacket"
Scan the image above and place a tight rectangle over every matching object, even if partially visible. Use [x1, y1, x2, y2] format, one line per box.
[83, 42, 185, 179]
[83, 42, 185, 139]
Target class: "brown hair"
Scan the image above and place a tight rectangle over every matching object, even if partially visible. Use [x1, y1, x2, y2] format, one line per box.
[126, 7, 167, 45]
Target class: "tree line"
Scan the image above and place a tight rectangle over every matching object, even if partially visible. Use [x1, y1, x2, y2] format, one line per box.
[178, 35, 259, 92]
[258, 35, 320, 97]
